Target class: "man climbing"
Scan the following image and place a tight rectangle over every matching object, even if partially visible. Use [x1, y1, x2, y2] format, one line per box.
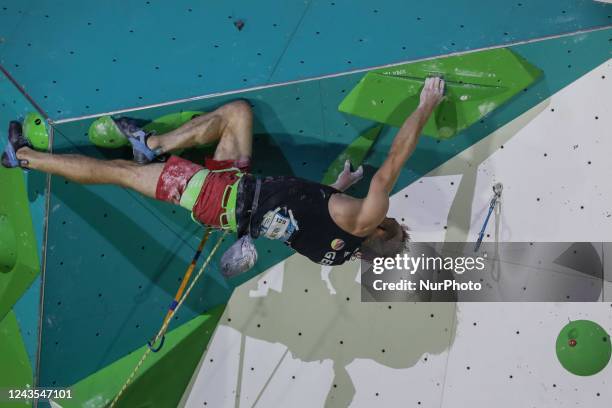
[2, 77, 445, 276]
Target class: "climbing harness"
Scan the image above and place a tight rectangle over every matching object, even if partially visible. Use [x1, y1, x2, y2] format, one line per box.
[179, 167, 243, 233]
[179, 169, 209, 213]
[110, 228, 228, 408]
[219, 171, 245, 233]
[474, 182, 503, 252]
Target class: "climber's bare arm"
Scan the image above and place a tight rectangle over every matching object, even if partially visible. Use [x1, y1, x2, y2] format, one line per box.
[330, 77, 445, 236]
[371, 77, 445, 194]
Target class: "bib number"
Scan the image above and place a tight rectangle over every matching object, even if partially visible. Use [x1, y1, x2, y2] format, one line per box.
[260, 207, 299, 242]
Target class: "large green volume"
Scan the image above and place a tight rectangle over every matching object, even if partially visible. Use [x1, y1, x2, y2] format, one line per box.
[339, 48, 542, 139]
[0, 166, 40, 320]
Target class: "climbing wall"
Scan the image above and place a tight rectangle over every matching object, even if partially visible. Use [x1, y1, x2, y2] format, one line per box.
[183, 31, 612, 407]
[0, 0, 610, 120]
[0, 1, 611, 407]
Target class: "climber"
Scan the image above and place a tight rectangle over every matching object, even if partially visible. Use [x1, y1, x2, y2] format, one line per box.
[2, 77, 445, 276]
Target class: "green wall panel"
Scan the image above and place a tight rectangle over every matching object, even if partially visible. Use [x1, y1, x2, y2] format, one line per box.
[0, 167, 40, 321]
[0, 310, 33, 408]
[58, 306, 224, 408]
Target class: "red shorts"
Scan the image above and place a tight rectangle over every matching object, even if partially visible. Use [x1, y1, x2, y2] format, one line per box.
[155, 156, 251, 227]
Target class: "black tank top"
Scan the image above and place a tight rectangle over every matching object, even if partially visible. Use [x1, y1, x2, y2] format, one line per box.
[237, 175, 365, 265]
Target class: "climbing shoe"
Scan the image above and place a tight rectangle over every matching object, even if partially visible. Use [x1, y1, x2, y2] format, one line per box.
[112, 117, 161, 164]
[1, 121, 32, 168]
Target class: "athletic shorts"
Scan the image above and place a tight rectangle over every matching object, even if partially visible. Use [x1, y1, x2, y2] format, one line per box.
[155, 155, 251, 227]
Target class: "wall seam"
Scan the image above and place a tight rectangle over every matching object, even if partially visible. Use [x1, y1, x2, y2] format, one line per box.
[0, 64, 49, 119]
[33, 124, 54, 405]
[265, 0, 314, 83]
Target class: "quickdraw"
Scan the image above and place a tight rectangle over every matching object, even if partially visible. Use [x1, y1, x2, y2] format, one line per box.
[474, 182, 503, 252]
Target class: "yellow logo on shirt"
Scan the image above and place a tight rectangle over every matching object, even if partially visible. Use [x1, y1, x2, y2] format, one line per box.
[331, 238, 345, 251]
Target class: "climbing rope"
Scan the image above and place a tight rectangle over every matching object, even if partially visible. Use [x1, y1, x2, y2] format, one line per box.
[148, 228, 212, 352]
[109, 229, 228, 408]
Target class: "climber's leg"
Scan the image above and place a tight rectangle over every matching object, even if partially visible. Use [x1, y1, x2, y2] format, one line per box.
[16, 147, 163, 198]
[147, 100, 253, 162]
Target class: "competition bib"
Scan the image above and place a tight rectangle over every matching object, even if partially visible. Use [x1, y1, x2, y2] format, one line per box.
[259, 207, 299, 242]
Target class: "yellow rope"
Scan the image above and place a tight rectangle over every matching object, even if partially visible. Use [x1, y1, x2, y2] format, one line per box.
[109, 231, 228, 408]
[154, 229, 212, 344]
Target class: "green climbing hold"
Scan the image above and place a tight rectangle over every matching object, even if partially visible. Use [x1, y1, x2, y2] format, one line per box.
[23, 112, 49, 150]
[142, 111, 204, 135]
[321, 124, 382, 185]
[88, 115, 128, 149]
[88, 111, 206, 149]
[556, 320, 611, 376]
[339, 48, 542, 139]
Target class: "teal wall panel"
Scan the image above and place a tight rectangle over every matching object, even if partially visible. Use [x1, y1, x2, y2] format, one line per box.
[37, 30, 611, 388]
[13, 279, 40, 373]
[269, 0, 612, 83]
[0, 0, 610, 120]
